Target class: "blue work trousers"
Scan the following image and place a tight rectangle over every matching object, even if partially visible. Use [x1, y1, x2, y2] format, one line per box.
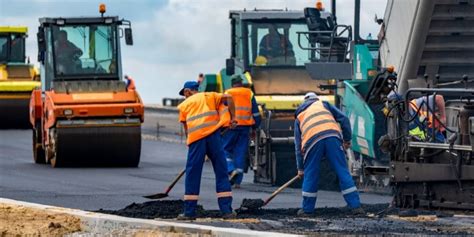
[184, 130, 232, 217]
[302, 137, 361, 213]
[222, 126, 250, 185]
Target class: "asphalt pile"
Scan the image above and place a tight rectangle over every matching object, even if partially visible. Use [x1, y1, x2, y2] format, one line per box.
[98, 200, 392, 220]
[97, 200, 474, 236]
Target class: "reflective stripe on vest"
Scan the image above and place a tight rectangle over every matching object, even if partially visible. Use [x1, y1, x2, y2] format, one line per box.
[409, 100, 432, 128]
[178, 92, 222, 145]
[225, 87, 255, 126]
[187, 111, 218, 122]
[297, 100, 341, 153]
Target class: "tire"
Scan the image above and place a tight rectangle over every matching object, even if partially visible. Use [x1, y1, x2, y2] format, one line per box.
[32, 123, 46, 164]
[48, 130, 63, 168]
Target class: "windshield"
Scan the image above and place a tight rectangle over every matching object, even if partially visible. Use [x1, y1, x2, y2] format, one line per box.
[0, 34, 25, 63]
[52, 24, 117, 78]
[247, 21, 309, 67]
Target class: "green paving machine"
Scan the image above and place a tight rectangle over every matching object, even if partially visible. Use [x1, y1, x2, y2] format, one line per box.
[295, 0, 391, 192]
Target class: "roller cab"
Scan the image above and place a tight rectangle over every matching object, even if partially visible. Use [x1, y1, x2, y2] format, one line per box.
[0, 26, 40, 128]
[31, 11, 144, 167]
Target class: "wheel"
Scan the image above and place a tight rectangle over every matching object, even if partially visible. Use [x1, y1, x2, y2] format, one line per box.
[32, 123, 46, 164]
[48, 129, 63, 168]
[49, 148, 63, 168]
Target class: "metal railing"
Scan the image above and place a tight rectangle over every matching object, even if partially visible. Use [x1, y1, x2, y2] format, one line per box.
[296, 25, 352, 63]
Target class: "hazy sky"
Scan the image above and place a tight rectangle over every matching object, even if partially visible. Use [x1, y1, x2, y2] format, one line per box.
[0, 0, 387, 104]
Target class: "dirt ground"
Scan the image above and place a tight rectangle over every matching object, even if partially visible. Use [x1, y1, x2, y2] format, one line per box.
[0, 203, 82, 236]
[0, 202, 211, 237]
[99, 200, 474, 236]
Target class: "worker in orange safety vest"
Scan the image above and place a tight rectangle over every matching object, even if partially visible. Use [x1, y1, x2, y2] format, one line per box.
[222, 75, 261, 188]
[176, 81, 238, 220]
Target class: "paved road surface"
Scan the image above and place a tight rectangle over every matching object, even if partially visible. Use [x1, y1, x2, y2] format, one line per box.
[0, 110, 391, 211]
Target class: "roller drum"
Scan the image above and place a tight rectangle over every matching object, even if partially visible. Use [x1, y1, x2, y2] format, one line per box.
[51, 125, 141, 167]
[0, 98, 30, 129]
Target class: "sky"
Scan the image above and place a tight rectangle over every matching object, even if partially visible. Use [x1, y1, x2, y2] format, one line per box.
[0, 0, 387, 104]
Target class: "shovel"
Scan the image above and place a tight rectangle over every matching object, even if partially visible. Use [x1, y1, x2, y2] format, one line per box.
[240, 175, 300, 210]
[143, 127, 232, 199]
[143, 169, 185, 199]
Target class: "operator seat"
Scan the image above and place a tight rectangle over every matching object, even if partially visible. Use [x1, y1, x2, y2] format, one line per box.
[304, 7, 347, 62]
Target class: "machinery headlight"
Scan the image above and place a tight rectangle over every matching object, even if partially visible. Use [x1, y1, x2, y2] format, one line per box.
[63, 109, 73, 116]
[124, 108, 134, 114]
[368, 69, 378, 78]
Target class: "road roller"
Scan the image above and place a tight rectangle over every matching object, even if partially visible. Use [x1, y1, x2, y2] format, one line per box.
[30, 5, 144, 167]
[0, 26, 40, 128]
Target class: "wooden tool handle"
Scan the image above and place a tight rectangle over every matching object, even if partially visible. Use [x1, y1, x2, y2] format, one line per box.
[264, 175, 300, 205]
[165, 169, 185, 194]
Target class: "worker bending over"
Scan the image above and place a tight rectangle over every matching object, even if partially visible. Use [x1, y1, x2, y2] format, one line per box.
[177, 81, 238, 220]
[294, 92, 364, 216]
[223, 75, 261, 188]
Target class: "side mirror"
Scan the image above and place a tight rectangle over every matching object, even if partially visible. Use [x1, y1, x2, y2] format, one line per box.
[125, 28, 133, 45]
[225, 58, 235, 76]
[37, 27, 46, 63]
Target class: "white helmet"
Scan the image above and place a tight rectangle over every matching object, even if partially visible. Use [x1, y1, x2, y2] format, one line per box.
[304, 92, 318, 101]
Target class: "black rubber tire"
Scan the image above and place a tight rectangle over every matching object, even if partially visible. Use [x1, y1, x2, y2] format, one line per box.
[32, 124, 46, 164]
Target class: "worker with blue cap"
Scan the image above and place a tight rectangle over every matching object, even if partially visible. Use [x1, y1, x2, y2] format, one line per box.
[177, 81, 238, 220]
[294, 92, 364, 216]
[222, 74, 261, 188]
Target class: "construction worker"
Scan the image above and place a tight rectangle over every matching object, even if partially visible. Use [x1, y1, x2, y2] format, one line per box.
[177, 81, 238, 220]
[223, 75, 261, 188]
[259, 25, 295, 65]
[294, 92, 364, 216]
[54, 30, 83, 74]
[388, 92, 446, 142]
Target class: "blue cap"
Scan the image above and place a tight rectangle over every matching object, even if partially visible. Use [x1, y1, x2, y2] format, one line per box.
[179, 81, 199, 96]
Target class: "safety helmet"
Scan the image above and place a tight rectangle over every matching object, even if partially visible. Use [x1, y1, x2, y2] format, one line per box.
[255, 55, 268, 66]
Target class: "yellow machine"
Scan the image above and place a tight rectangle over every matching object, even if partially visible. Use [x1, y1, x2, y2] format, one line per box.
[0, 26, 40, 128]
[200, 9, 344, 187]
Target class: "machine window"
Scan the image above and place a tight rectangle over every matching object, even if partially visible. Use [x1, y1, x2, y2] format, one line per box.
[0, 36, 7, 61]
[234, 19, 243, 59]
[52, 25, 117, 77]
[0, 34, 25, 63]
[247, 22, 310, 67]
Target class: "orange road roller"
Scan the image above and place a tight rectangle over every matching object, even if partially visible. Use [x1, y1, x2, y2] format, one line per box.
[30, 6, 144, 167]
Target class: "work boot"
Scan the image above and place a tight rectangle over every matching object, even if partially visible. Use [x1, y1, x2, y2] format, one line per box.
[222, 211, 237, 219]
[177, 214, 196, 221]
[297, 209, 314, 218]
[351, 207, 366, 216]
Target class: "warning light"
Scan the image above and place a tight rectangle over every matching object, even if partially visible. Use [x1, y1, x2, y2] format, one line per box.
[387, 65, 395, 73]
[99, 4, 106, 15]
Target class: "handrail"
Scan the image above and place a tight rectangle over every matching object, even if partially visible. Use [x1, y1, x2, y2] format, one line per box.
[296, 25, 352, 62]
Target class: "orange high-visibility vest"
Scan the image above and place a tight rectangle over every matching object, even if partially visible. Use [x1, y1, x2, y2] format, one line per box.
[178, 92, 223, 145]
[225, 87, 255, 126]
[297, 100, 341, 152]
[409, 99, 431, 127]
